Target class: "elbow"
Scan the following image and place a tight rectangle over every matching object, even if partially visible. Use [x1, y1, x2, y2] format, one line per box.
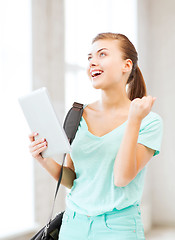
[114, 169, 137, 187]
[114, 181, 128, 188]
[67, 184, 73, 189]
[114, 177, 131, 187]
[68, 178, 76, 189]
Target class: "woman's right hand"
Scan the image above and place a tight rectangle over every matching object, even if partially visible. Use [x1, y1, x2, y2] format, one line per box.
[28, 132, 48, 163]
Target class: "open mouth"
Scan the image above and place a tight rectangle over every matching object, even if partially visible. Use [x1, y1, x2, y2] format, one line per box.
[91, 70, 103, 78]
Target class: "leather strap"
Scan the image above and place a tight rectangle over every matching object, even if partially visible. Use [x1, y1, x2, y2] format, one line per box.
[46, 102, 84, 225]
[63, 102, 84, 144]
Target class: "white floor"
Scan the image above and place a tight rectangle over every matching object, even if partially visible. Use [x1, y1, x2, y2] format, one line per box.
[145, 227, 175, 240]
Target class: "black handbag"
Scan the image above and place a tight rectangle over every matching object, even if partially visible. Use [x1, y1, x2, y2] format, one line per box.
[30, 102, 84, 240]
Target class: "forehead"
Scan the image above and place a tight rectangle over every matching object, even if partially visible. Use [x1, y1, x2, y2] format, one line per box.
[88, 39, 121, 55]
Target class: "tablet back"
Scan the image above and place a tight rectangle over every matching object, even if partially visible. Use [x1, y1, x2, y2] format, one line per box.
[18, 87, 71, 158]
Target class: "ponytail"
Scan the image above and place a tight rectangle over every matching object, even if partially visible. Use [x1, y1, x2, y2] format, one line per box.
[127, 66, 147, 101]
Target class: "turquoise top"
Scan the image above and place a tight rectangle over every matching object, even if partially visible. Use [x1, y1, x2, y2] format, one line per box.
[66, 104, 164, 216]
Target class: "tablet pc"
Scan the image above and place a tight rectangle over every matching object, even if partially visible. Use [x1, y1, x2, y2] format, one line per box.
[18, 87, 72, 158]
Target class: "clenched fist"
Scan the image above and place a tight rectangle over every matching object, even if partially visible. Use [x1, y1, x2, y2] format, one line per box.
[128, 96, 157, 122]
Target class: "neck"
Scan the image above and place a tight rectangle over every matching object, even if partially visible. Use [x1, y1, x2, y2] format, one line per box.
[99, 86, 131, 112]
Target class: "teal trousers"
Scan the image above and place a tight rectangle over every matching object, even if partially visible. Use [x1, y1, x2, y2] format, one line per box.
[59, 204, 145, 240]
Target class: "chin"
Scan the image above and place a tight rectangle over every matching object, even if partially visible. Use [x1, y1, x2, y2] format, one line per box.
[91, 83, 103, 90]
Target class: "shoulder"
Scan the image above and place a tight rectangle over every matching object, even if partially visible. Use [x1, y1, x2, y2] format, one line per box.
[82, 101, 102, 123]
[140, 111, 163, 130]
[138, 111, 164, 157]
[83, 101, 99, 109]
[144, 111, 163, 122]
[83, 101, 99, 114]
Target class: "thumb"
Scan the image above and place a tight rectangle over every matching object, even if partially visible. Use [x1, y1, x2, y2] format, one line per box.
[153, 97, 157, 102]
[152, 97, 157, 106]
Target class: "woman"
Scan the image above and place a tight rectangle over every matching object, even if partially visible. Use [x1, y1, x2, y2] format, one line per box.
[29, 33, 163, 240]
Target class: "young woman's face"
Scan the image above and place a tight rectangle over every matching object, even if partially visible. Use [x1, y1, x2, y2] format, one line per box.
[87, 39, 129, 90]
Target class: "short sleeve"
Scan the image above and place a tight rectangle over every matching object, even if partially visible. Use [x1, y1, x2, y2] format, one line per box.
[137, 113, 163, 157]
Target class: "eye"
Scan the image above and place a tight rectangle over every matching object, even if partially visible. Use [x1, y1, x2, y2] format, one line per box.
[88, 56, 92, 61]
[99, 52, 106, 57]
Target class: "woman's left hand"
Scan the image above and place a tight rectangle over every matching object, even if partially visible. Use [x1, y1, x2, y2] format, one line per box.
[128, 96, 157, 122]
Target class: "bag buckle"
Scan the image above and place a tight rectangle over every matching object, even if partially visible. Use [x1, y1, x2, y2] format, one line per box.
[73, 102, 84, 110]
[42, 223, 50, 239]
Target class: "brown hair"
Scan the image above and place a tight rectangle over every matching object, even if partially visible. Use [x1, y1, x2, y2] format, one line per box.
[92, 32, 147, 100]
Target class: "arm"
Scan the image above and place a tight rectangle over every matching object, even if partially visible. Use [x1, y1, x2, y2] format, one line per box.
[29, 132, 76, 189]
[113, 118, 155, 187]
[40, 154, 76, 189]
[113, 96, 156, 187]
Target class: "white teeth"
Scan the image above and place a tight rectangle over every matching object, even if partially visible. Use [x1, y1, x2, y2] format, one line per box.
[91, 70, 103, 77]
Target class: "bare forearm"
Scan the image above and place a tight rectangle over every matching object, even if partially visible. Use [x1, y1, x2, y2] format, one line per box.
[41, 157, 76, 189]
[113, 118, 141, 186]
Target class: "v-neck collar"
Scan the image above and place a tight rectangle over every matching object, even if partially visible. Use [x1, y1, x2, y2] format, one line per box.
[81, 115, 128, 139]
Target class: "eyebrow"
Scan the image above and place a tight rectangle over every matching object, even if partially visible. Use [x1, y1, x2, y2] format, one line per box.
[88, 48, 109, 56]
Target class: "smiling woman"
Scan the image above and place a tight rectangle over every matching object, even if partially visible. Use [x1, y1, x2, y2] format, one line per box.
[56, 32, 163, 240]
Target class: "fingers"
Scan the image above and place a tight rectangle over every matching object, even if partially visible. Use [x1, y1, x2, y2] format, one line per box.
[130, 95, 157, 121]
[28, 133, 48, 159]
[30, 137, 45, 147]
[28, 132, 38, 142]
[147, 95, 157, 107]
[29, 138, 47, 152]
[142, 95, 157, 107]
[30, 142, 48, 158]
[29, 138, 46, 149]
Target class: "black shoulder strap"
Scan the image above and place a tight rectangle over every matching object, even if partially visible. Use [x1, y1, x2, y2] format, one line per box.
[63, 102, 84, 144]
[46, 102, 84, 227]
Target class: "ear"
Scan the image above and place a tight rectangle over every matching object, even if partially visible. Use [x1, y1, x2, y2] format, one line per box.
[122, 59, 133, 73]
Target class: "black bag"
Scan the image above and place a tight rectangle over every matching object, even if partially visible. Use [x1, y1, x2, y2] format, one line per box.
[30, 102, 84, 240]
[30, 212, 64, 240]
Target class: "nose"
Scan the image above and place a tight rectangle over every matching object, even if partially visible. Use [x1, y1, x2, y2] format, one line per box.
[89, 56, 98, 67]
[90, 62, 96, 67]
[87, 57, 97, 77]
